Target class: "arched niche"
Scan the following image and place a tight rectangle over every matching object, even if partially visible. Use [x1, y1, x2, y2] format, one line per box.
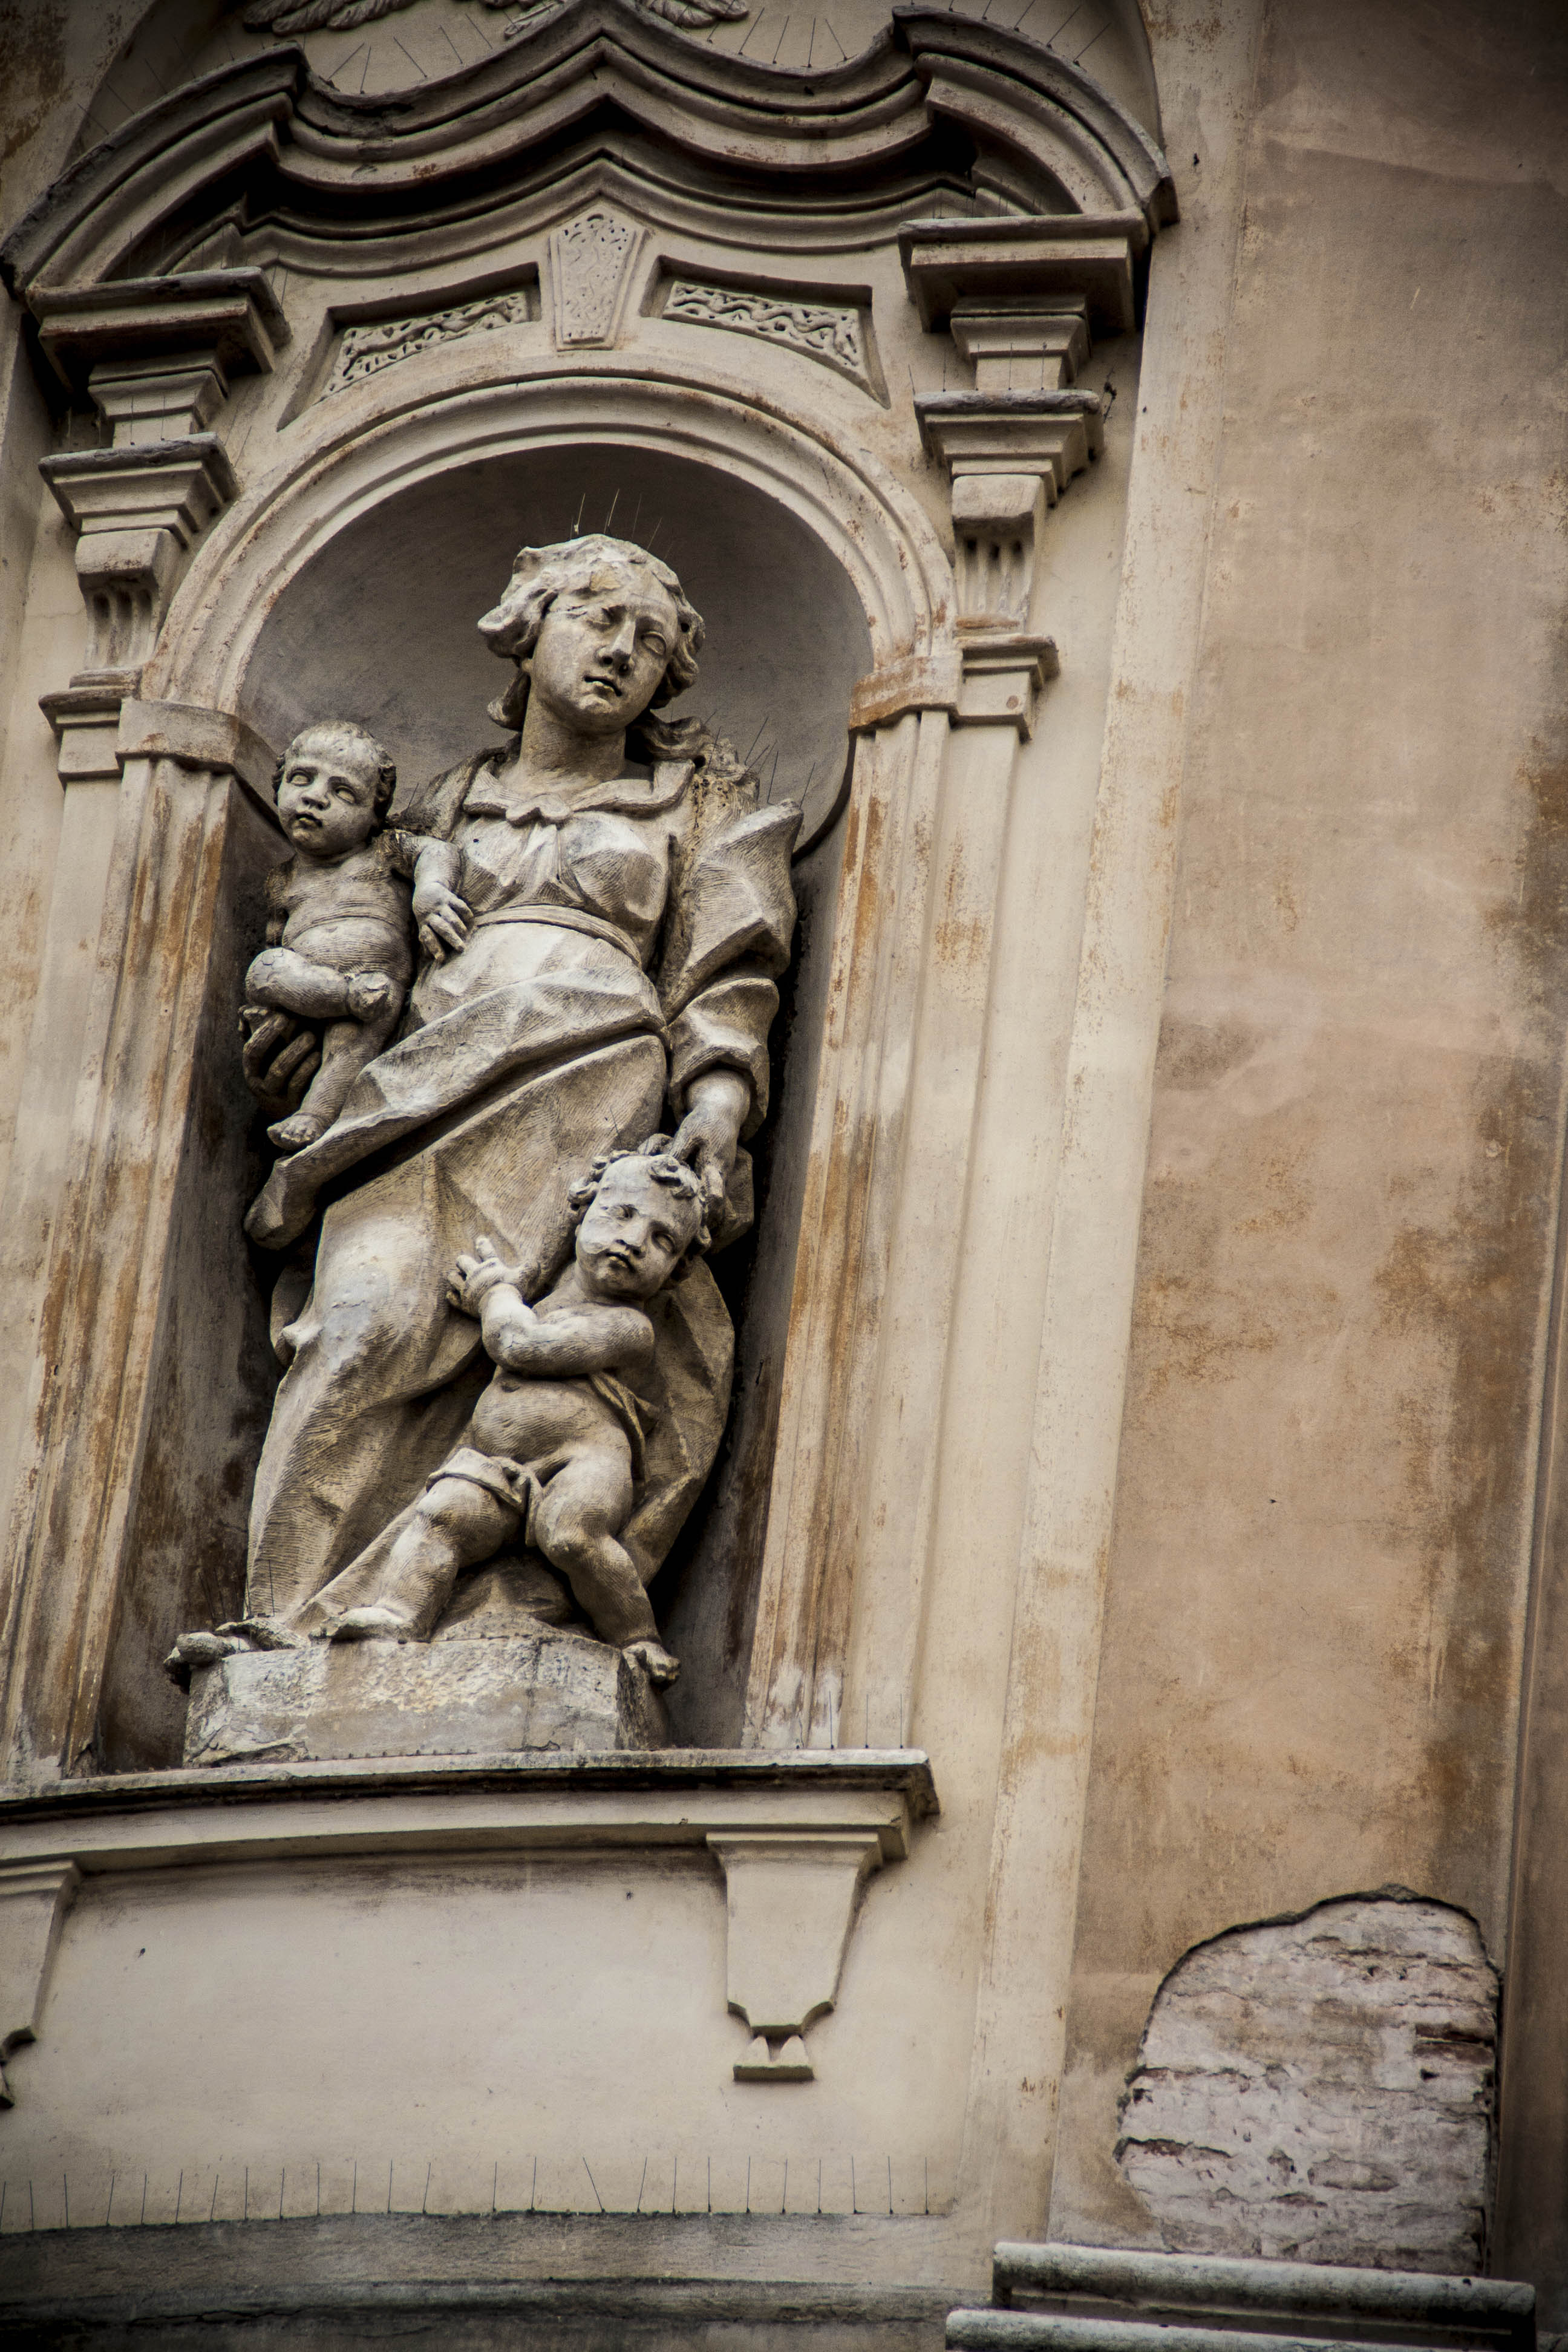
[224, 437, 877, 1745]
[73, 362, 936, 1763]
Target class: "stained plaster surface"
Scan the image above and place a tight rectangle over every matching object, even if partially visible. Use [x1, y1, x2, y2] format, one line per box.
[1051, 0, 1568, 2270]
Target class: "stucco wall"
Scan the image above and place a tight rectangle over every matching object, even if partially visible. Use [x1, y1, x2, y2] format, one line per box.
[1051, 0, 1568, 2283]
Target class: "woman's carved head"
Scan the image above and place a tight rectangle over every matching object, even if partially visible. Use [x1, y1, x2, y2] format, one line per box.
[479, 534, 705, 732]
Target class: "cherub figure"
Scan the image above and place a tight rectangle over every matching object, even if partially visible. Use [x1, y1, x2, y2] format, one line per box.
[325, 1142, 711, 1684]
[241, 720, 412, 1154]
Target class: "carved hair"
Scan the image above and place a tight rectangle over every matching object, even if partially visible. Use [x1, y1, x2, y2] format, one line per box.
[273, 720, 397, 816]
[567, 1136, 713, 1272]
[479, 534, 705, 734]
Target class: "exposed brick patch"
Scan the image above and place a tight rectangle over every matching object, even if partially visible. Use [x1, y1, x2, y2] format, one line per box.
[1117, 1893, 1496, 2271]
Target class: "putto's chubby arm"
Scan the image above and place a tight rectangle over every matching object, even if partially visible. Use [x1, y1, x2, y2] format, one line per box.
[446, 1238, 654, 1376]
[485, 1290, 654, 1379]
[403, 835, 471, 963]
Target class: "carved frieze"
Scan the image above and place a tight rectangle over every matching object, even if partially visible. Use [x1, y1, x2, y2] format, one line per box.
[327, 289, 537, 392]
[661, 276, 877, 396]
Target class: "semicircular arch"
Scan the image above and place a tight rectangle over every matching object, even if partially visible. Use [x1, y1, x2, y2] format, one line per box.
[145, 356, 956, 776]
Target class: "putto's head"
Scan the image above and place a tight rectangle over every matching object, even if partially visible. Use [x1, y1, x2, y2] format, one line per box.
[477, 534, 704, 735]
[273, 721, 397, 858]
[567, 1138, 711, 1300]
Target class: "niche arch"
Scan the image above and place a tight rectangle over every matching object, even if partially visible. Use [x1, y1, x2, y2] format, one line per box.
[124, 359, 949, 1747]
[143, 357, 956, 726]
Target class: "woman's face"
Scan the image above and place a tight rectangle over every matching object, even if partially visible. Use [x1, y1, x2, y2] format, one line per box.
[520, 567, 681, 738]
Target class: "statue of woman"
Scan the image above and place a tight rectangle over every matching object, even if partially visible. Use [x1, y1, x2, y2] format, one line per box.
[179, 534, 797, 1683]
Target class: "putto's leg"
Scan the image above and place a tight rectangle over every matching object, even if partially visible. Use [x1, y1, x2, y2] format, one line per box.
[245, 946, 356, 1021]
[531, 1449, 678, 1681]
[243, 1034, 668, 1624]
[323, 1463, 521, 1641]
[269, 997, 403, 1154]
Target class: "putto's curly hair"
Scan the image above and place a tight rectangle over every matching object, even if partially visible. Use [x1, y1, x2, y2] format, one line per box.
[273, 719, 397, 817]
[477, 534, 705, 734]
[567, 1136, 713, 1275]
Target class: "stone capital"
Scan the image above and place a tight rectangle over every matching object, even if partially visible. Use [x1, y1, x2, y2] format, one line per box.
[29, 268, 289, 392]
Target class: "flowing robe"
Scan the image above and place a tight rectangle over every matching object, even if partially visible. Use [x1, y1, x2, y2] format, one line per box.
[241, 748, 798, 1625]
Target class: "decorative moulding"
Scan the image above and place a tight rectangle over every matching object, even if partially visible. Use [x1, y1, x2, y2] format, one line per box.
[325, 286, 540, 394]
[0, 14, 1174, 298]
[658, 273, 882, 400]
[849, 650, 964, 732]
[0, 1753, 936, 2090]
[115, 696, 279, 805]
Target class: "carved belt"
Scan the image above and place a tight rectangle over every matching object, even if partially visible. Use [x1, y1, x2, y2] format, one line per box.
[470, 903, 644, 963]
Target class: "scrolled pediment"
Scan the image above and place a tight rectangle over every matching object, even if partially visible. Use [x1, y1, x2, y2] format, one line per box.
[2, 0, 1172, 302]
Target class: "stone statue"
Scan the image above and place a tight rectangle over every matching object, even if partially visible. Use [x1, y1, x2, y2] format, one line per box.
[295, 1143, 711, 1685]
[168, 534, 799, 1711]
[239, 721, 411, 1155]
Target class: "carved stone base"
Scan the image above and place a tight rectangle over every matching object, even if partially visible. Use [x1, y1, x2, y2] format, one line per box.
[181, 1633, 668, 1766]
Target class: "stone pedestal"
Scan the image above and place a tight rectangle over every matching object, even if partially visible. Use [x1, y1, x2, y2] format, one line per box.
[181, 1633, 668, 1766]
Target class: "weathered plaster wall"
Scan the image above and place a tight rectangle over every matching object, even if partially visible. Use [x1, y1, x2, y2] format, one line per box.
[1051, 0, 1568, 2271]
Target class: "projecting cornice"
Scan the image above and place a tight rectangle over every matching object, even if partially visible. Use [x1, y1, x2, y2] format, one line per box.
[1, 0, 1174, 299]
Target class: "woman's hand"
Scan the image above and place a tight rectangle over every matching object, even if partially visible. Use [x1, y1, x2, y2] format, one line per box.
[669, 1068, 750, 1213]
[448, 1233, 535, 1318]
[413, 875, 473, 964]
[239, 1006, 320, 1117]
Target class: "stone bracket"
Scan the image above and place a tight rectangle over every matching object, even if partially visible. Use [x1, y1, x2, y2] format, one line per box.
[0, 1860, 79, 2108]
[708, 1829, 884, 2081]
[898, 214, 1144, 338]
[901, 214, 1136, 635]
[916, 390, 1105, 492]
[29, 269, 289, 393]
[39, 438, 240, 711]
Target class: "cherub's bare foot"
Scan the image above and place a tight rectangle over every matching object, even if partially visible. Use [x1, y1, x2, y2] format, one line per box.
[268, 1109, 330, 1154]
[624, 1638, 680, 1687]
[330, 1605, 417, 1642]
[162, 1629, 244, 1686]
[346, 970, 394, 1019]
